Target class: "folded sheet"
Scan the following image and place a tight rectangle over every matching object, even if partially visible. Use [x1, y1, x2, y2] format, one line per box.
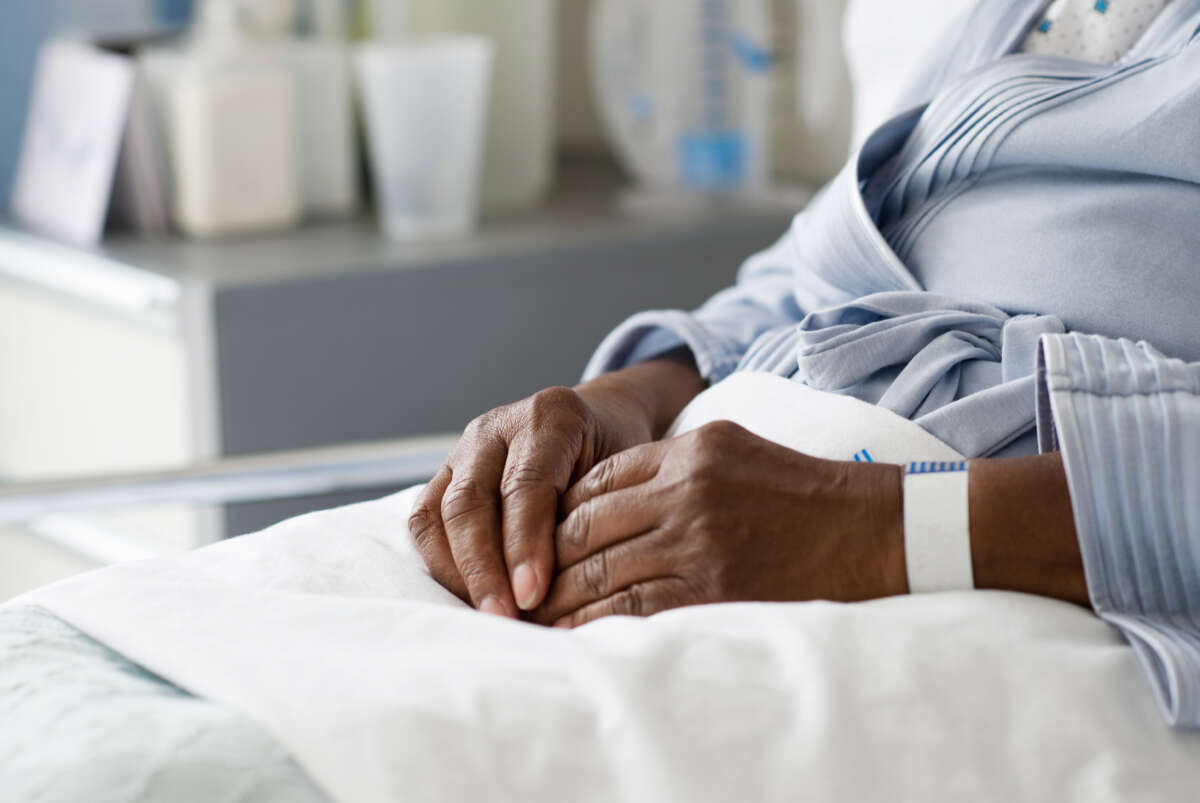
[0, 606, 325, 803]
[15, 374, 1200, 802]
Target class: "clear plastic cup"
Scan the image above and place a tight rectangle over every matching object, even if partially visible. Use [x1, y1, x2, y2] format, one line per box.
[354, 37, 493, 241]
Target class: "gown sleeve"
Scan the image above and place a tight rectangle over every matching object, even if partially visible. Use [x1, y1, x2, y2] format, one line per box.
[1037, 332, 1200, 727]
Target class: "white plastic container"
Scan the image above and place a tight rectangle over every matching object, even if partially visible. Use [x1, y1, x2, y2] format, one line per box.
[282, 40, 359, 217]
[366, 0, 556, 216]
[169, 64, 300, 237]
[353, 37, 493, 240]
[237, 0, 301, 36]
[161, 0, 302, 238]
[590, 0, 773, 194]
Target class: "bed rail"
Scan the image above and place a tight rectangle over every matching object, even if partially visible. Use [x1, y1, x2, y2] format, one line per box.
[0, 435, 457, 527]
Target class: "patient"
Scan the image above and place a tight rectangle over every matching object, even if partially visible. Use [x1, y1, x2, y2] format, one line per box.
[409, 0, 1200, 724]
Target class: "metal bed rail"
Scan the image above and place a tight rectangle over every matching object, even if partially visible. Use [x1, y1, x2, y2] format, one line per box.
[0, 434, 457, 527]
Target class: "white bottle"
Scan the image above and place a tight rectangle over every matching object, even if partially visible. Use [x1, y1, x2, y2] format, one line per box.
[164, 0, 302, 237]
[367, 0, 557, 217]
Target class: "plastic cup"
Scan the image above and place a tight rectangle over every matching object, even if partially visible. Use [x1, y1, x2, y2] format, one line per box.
[354, 37, 493, 240]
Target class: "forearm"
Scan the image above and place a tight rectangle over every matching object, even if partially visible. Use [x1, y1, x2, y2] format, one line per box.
[967, 453, 1089, 608]
[576, 351, 707, 440]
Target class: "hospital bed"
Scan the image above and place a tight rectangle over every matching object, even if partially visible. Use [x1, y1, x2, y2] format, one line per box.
[0, 436, 454, 803]
[3, 427, 1199, 803]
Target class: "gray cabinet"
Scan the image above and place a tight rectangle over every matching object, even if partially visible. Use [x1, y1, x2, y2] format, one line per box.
[0, 161, 796, 541]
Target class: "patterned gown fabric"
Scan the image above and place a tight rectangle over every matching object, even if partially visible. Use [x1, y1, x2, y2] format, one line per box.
[1023, 0, 1174, 63]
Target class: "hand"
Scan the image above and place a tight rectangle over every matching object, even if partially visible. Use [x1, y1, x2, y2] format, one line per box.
[531, 420, 908, 628]
[408, 356, 705, 618]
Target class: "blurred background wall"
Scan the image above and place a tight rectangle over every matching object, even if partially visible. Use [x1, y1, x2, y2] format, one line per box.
[0, 0, 196, 209]
[0, 0, 854, 595]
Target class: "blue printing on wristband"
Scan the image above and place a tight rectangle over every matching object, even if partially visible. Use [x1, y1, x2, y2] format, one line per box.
[853, 449, 874, 463]
[905, 461, 968, 475]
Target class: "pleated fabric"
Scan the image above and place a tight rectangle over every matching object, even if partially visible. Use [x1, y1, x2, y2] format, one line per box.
[584, 0, 1200, 727]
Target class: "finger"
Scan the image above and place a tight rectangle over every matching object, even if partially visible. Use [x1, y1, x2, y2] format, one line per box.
[407, 466, 468, 601]
[532, 529, 665, 626]
[561, 440, 668, 518]
[554, 577, 693, 629]
[555, 484, 662, 570]
[441, 438, 518, 618]
[499, 431, 577, 611]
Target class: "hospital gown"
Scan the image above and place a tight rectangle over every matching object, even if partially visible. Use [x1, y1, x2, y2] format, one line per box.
[587, 0, 1200, 727]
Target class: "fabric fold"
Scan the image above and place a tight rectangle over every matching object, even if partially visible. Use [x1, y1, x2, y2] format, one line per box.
[585, 0, 1200, 726]
[1037, 333, 1200, 727]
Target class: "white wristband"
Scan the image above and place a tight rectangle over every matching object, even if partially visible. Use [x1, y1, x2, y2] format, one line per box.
[903, 461, 975, 593]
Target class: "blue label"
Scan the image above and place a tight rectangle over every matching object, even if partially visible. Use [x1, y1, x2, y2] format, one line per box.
[680, 133, 747, 189]
[730, 32, 774, 73]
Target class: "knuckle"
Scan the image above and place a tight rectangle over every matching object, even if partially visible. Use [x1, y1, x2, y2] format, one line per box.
[532, 385, 581, 412]
[586, 458, 616, 496]
[688, 509, 722, 537]
[561, 504, 593, 554]
[456, 556, 495, 588]
[462, 414, 489, 438]
[407, 502, 439, 542]
[464, 407, 509, 442]
[440, 477, 494, 525]
[684, 437, 716, 469]
[705, 419, 743, 439]
[612, 584, 645, 618]
[582, 550, 609, 597]
[529, 386, 586, 427]
[705, 556, 735, 596]
[680, 471, 720, 503]
[668, 575, 703, 608]
[693, 419, 741, 453]
[500, 461, 551, 499]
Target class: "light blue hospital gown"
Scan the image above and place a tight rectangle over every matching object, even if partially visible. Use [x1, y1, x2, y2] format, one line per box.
[587, 0, 1200, 728]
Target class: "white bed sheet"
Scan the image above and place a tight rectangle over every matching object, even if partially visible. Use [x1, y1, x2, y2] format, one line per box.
[17, 374, 1200, 802]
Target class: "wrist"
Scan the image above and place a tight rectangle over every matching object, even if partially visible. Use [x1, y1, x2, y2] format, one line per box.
[866, 462, 909, 599]
[574, 376, 656, 454]
[835, 460, 907, 601]
[968, 453, 1089, 607]
[577, 353, 706, 441]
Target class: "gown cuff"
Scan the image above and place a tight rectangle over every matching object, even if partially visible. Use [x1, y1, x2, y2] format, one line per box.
[582, 310, 745, 384]
[1037, 332, 1200, 727]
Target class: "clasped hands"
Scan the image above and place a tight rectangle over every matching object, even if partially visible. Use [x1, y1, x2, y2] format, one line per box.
[408, 358, 910, 628]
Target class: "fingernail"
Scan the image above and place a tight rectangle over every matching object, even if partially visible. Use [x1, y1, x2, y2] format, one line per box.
[480, 596, 508, 617]
[512, 563, 540, 610]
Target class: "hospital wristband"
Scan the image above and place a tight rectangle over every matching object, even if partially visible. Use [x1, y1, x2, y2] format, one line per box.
[903, 461, 975, 593]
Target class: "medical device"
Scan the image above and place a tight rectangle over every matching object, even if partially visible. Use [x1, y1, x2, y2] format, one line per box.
[590, 0, 846, 194]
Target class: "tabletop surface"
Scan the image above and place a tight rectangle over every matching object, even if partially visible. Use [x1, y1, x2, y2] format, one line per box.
[14, 159, 803, 291]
